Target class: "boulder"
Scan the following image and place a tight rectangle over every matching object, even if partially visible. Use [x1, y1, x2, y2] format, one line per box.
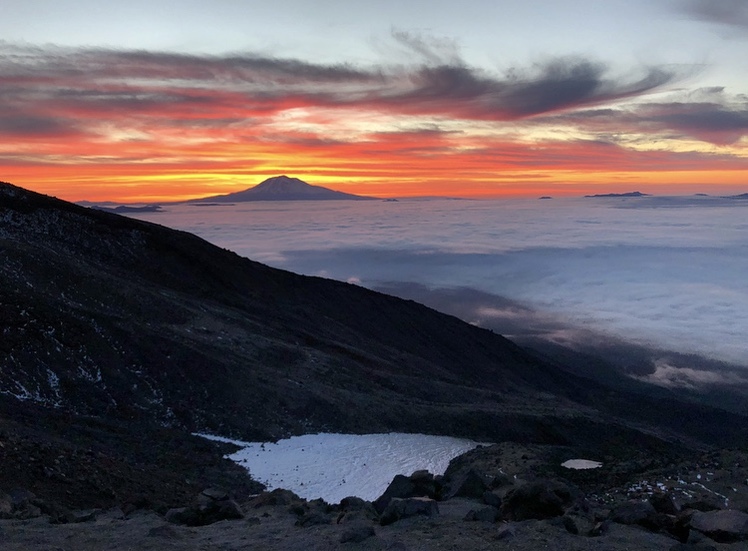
[650, 492, 680, 515]
[689, 509, 748, 543]
[337, 496, 378, 524]
[380, 497, 439, 526]
[611, 500, 657, 526]
[482, 490, 502, 509]
[164, 507, 190, 524]
[464, 506, 500, 523]
[198, 488, 229, 504]
[147, 525, 182, 539]
[296, 511, 331, 527]
[248, 489, 303, 509]
[496, 525, 516, 540]
[165, 498, 244, 526]
[682, 497, 723, 513]
[339, 521, 376, 543]
[8, 488, 35, 507]
[589, 520, 611, 537]
[500, 480, 577, 521]
[445, 469, 490, 500]
[373, 472, 441, 514]
[561, 512, 597, 536]
[0, 491, 13, 519]
[557, 500, 599, 537]
[669, 544, 718, 551]
[374, 475, 415, 514]
[408, 470, 441, 500]
[490, 473, 513, 489]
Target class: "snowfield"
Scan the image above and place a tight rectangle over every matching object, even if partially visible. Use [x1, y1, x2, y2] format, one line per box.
[561, 459, 603, 470]
[198, 432, 484, 503]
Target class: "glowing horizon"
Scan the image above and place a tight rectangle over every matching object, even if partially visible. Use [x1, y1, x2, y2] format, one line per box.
[1, 3, 748, 203]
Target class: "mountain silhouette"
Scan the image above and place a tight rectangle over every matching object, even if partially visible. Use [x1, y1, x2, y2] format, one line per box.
[190, 175, 373, 202]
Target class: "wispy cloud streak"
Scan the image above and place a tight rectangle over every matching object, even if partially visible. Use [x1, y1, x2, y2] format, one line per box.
[0, 40, 682, 132]
[682, 0, 748, 29]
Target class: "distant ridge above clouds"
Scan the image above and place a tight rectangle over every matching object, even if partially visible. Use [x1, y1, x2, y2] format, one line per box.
[584, 191, 651, 198]
[190, 175, 375, 203]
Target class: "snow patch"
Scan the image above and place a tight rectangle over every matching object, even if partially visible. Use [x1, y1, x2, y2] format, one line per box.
[562, 459, 603, 470]
[198, 432, 483, 503]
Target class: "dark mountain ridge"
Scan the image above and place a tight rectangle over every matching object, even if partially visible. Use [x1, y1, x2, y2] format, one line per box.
[2, 181, 746, 444]
[584, 191, 651, 198]
[0, 181, 586, 440]
[2, 180, 748, 513]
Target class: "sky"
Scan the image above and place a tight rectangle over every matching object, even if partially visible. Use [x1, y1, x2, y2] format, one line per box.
[1, 0, 747, 201]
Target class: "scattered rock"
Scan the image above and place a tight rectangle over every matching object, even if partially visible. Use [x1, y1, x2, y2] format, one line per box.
[165, 494, 244, 527]
[380, 497, 439, 526]
[495, 524, 516, 540]
[337, 496, 378, 524]
[445, 468, 489, 500]
[490, 473, 513, 489]
[199, 488, 229, 502]
[464, 506, 499, 522]
[500, 480, 577, 520]
[373, 472, 441, 514]
[682, 498, 723, 513]
[374, 475, 415, 514]
[0, 490, 13, 518]
[669, 543, 718, 551]
[296, 510, 331, 527]
[650, 492, 680, 515]
[339, 521, 376, 543]
[482, 490, 502, 509]
[147, 525, 182, 539]
[611, 500, 657, 526]
[589, 519, 611, 537]
[8, 487, 35, 507]
[561, 512, 597, 536]
[248, 489, 302, 509]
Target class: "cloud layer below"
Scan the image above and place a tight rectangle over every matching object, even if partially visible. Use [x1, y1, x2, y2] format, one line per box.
[129, 195, 748, 371]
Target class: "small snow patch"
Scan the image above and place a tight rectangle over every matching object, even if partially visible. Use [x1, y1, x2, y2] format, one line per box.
[562, 459, 603, 470]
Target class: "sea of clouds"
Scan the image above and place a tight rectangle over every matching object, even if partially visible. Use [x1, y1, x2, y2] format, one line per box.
[130, 195, 748, 387]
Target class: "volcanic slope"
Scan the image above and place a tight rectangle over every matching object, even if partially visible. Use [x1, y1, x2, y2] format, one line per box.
[1, 181, 746, 455]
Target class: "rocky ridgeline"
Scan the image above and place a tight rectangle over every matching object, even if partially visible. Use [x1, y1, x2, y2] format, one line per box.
[0, 488, 96, 525]
[157, 466, 748, 547]
[2, 431, 748, 549]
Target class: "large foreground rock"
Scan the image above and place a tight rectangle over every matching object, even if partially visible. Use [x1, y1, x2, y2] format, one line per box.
[689, 509, 748, 543]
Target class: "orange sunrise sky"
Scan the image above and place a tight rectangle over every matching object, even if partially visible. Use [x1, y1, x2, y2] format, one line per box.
[1, 1, 747, 202]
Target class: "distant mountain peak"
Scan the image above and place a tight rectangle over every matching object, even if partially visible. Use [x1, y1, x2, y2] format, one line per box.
[191, 175, 373, 202]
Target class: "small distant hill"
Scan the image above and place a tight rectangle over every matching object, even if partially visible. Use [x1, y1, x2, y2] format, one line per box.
[190, 175, 373, 202]
[92, 205, 163, 213]
[584, 191, 650, 198]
